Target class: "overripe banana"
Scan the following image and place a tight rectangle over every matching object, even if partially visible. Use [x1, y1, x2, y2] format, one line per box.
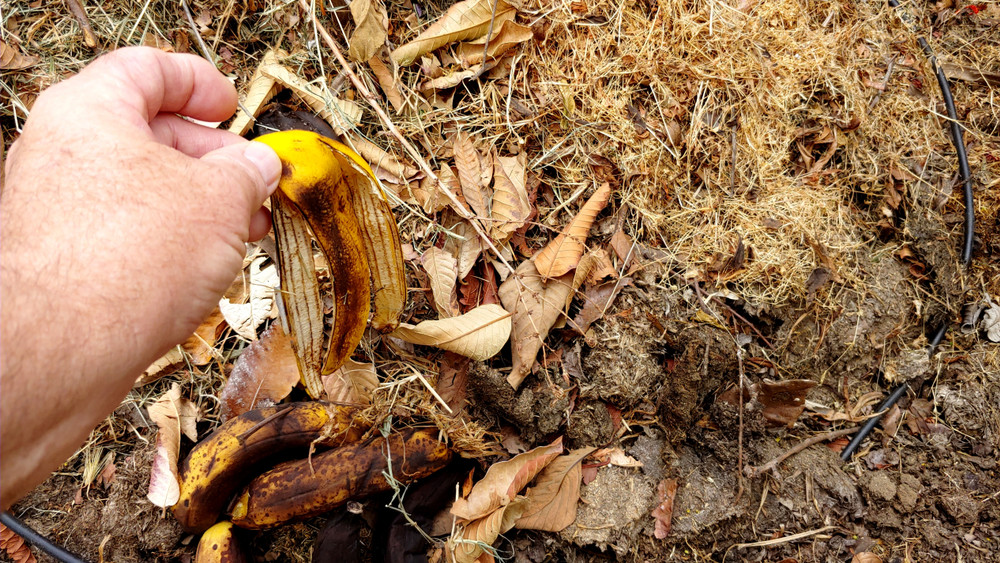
[194, 521, 248, 563]
[229, 427, 452, 530]
[255, 131, 406, 398]
[172, 402, 367, 533]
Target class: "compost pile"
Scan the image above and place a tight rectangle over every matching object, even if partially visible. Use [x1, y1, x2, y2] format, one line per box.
[2, 0, 999, 560]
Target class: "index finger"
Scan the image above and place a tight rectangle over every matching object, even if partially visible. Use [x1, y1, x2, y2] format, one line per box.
[77, 46, 238, 123]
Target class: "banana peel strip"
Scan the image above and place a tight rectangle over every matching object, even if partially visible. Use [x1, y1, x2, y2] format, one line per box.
[257, 131, 406, 398]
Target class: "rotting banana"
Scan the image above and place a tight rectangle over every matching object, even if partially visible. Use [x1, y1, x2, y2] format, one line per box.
[194, 521, 248, 563]
[255, 130, 406, 398]
[172, 402, 367, 533]
[229, 428, 453, 530]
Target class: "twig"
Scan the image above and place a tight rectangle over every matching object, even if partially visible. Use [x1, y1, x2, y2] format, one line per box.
[733, 525, 837, 549]
[734, 347, 745, 505]
[745, 427, 858, 478]
[181, 0, 214, 63]
[298, 0, 516, 277]
[64, 0, 98, 49]
[478, 0, 501, 72]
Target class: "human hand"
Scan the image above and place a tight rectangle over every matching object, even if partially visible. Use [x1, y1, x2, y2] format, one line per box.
[0, 46, 280, 508]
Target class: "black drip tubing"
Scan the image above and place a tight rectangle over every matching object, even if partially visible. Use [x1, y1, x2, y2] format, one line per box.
[0, 511, 89, 563]
[842, 0, 976, 461]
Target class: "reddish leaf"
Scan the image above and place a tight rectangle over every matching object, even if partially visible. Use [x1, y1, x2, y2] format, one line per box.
[758, 379, 817, 427]
[220, 324, 300, 420]
[651, 478, 678, 539]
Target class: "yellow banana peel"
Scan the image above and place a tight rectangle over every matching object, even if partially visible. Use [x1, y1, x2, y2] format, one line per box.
[254, 131, 406, 398]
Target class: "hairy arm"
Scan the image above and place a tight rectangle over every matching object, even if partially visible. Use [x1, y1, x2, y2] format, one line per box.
[0, 47, 280, 508]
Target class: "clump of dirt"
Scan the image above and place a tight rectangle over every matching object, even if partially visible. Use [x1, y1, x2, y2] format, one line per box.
[468, 363, 570, 446]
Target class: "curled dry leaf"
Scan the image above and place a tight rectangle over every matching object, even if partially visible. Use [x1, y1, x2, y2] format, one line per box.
[456, 20, 534, 66]
[573, 277, 632, 335]
[0, 40, 39, 70]
[219, 256, 278, 341]
[651, 478, 678, 539]
[499, 260, 575, 389]
[147, 384, 199, 508]
[219, 323, 301, 420]
[345, 136, 420, 189]
[443, 217, 484, 281]
[490, 153, 531, 243]
[391, 0, 516, 65]
[758, 379, 817, 427]
[453, 131, 491, 221]
[391, 304, 511, 360]
[533, 183, 612, 279]
[421, 246, 460, 318]
[348, 0, 388, 62]
[452, 437, 564, 521]
[368, 56, 405, 113]
[449, 499, 529, 563]
[136, 347, 185, 387]
[593, 447, 643, 468]
[322, 358, 379, 405]
[515, 447, 595, 532]
[228, 50, 362, 136]
[850, 553, 883, 563]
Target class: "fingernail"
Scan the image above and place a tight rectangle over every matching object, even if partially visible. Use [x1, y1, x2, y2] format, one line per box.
[243, 141, 281, 193]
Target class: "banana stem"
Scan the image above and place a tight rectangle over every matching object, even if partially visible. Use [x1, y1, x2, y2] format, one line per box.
[298, 0, 516, 278]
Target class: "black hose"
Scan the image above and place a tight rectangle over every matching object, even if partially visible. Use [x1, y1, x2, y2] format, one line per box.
[889, 0, 975, 266]
[837, 0, 979, 463]
[840, 383, 910, 461]
[0, 512, 90, 563]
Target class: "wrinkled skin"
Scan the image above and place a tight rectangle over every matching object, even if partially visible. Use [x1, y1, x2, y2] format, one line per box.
[0, 47, 281, 508]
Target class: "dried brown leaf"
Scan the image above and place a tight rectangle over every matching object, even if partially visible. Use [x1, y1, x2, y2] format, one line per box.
[651, 478, 678, 539]
[490, 152, 531, 243]
[573, 277, 632, 334]
[533, 183, 612, 279]
[391, 304, 511, 360]
[421, 246, 460, 317]
[758, 379, 817, 427]
[850, 554, 883, 563]
[219, 324, 300, 420]
[348, 0, 388, 62]
[368, 56, 405, 112]
[499, 260, 575, 389]
[229, 50, 362, 136]
[515, 447, 595, 531]
[322, 358, 379, 405]
[181, 306, 226, 366]
[135, 347, 185, 387]
[443, 218, 484, 281]
[449, 499, 529, 563]
[453, 131, 491, 220]
[390, 0, 516, 65]
[452, 438, 564, 520]
[218, 256, 278, 340]
[146, 384, 198, 508]
[593, 447, 643, 468]
[0, 40, 39, 70]
[456, 20, 534, 66]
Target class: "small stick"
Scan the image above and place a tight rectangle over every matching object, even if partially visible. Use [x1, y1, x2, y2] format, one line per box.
[298, 0, 515, 277]
[64, 0, 98, 49]
[745, 427, 858, 478]
[734, 347, 746, 505]
[734, 525, 836, 549]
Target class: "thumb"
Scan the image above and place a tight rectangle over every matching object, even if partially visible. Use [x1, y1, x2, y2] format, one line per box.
[200, 140, 281, 214]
